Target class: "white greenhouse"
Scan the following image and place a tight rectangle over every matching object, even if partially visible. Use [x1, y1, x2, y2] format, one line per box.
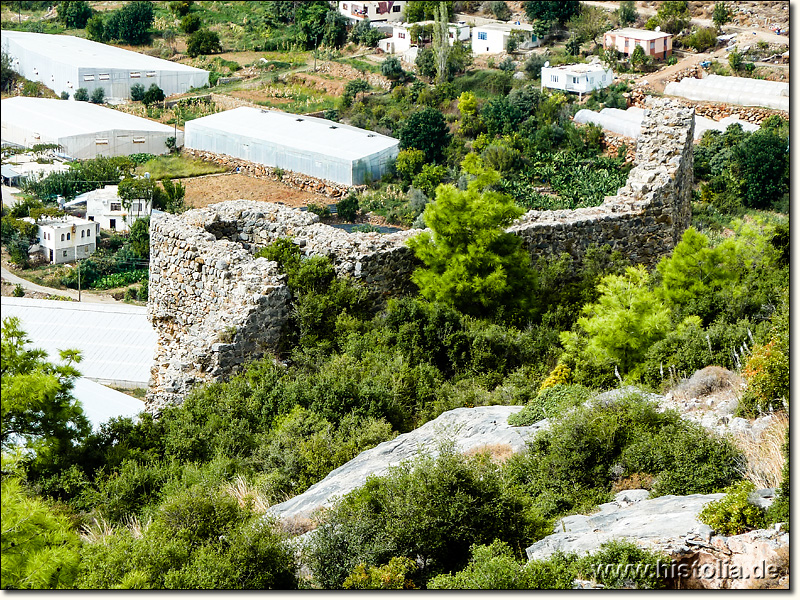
[1, 30, 208, 101]
[574, 106, 760, 140]
[1, 97, 183, 159]
[185, 108, 400, 186]
[664, 74, 789, 112]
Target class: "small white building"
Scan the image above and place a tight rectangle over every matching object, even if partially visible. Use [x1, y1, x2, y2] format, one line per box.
[339, 1, 407, 23]
[604, 28, 673, 60]
[541, 62, 614, 100]
[378, 21, 470, 54]
[75, 185, 150, 232]
[472, 22, 540, 55]
[27, 215, 99, 264]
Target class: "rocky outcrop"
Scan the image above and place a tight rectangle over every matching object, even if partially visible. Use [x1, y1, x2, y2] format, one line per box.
[266, 405, 547, 522]
[526, 489, 788, 589]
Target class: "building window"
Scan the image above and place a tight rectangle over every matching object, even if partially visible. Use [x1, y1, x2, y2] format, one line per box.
[67, 232, 70, 240]
[63, 250, 67, 257]
[146, 72, 157, 77]
[111, 202, 122, 211]
[99, 73, 110, 80]
[87, 228, 91, 236]
[477, 31, 487, 40]
[110, 219, 116, 230]
[130, 72, 141, 78]
[81, 230, 85, 238]
[133, 137, 146, 143]
[392, 4, 401, 11]
[96, 138, 109, 145]
[551, 75, 558, 83]
[624, 39, 629, 47]
[398, 32, 405, 38]
[651, 41, 656, 49]
[83, 74, 94, 81]
[61, 234, 65, 241]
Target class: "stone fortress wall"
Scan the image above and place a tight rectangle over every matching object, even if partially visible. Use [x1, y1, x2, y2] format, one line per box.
[146, 98, 694, 412]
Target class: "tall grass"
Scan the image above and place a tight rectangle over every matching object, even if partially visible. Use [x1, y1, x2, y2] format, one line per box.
[732, 411, 788, 489]
[135, 155, 227, 180]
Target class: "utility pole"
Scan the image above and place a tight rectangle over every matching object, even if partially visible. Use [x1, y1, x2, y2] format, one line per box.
[77, 258, 81, 302]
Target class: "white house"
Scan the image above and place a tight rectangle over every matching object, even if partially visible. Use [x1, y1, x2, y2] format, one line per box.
[338, 1, 407, 23]
[75, 185, 150, 232]
[604, 28, 673, 60]
[541, 62, 614, 100]
[378, 21, 470, 54]
[472, 22, 540, 55]
[27, 215, 99, 264]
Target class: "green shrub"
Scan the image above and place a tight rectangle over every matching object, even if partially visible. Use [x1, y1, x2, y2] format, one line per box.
[306, 447, 550, 588]
[343, 557, 417, 589]
[306, 202, 331, 218]
[428, 540, 577, 589]
[336, 193, 359, 222]
[698, 480, 767, 536]
[575, 540, 667, 589]
[74, 87, 89, 101]
[12, 283, 25, 297]
[508, 384, 592, 426]
[130, 83, 145, 101]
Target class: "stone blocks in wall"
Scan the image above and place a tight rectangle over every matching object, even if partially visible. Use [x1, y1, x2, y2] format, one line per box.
[146, 99, 694, 411]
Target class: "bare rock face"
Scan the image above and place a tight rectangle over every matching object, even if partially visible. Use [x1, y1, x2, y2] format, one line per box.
[266, 405, 547, 523]
[526, 489, 788, 589]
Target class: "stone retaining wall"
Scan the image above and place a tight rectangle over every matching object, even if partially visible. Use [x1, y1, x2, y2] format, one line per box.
[146, 98, 694, 411]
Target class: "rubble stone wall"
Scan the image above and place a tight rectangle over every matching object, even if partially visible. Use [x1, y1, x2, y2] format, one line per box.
[146, 98, 694, 411]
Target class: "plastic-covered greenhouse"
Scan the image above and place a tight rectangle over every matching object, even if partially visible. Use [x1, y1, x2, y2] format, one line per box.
[185, 108, 400, 186]
[1, 97, 181, 159]
[1, 30, 208, 101]
[574, 106, 759, 140]
[664, 74, 789, 112]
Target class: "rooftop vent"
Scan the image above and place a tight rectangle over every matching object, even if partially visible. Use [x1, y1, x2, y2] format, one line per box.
[296, 118, 304, 122]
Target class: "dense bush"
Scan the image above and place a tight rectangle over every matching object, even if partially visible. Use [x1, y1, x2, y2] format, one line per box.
[505, 393, 743, 519]
[306, 447, 551, 588]
[574, 540, 667, 589]
[698, 480, 767, 536]
[508, 384, 592, 426]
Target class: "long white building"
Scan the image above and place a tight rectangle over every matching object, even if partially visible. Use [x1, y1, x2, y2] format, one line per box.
[1, 30, 208, 100]
[1, 97, 182, 159]
[185, 108, 399, 186]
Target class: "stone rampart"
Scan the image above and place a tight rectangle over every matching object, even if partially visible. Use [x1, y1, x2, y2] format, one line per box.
[146, 98, 694, 411]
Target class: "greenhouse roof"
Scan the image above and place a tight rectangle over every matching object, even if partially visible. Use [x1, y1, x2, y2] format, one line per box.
[1, 97, 175, 138]
[1, 297, 156, 387]
[186, 108, 399, 161]
[1, 30, 207, 73]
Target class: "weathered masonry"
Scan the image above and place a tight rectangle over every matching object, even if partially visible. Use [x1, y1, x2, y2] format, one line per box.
[146, 98, 694, 411]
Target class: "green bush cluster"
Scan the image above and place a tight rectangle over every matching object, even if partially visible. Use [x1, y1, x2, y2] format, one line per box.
[698, 480, 767, 536]
[508, 384, 591, 426]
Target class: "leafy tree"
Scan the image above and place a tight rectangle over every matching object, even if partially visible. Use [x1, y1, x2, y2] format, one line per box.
[712, 1, 730, 29]
[432, 0, 450, 84]
[109, 1, 154, 45]
[85, 13, 105, 41]
[399, 107, 451, 163]
[407, 155, 536, 319]
[129, 217, 150, 260]
[157, 178, 186, 214]
[1, 317, 90, 459]
[568, 4, 611, 45]
[179, 12, 201, 34]
[349, 19, 383, 47]
[89, 87, 105, 104]
[381, 56, 404, 80]
[524, 1, 579, 25]
[561, 265, 670, 374]
[129, 82, 145, 101]
[395, 148, 426, 184]
[74, 87, 89, 101]
[618, 0, 638, 26]
[1, 470, 82, 589]
[727, 49, 742, 71]
[481, 97, 523, 137]
[169, 0, 193, 17]
[404, 0, 454, 22]
[60, 91, 69, 100]
[1, 50, 18, 94]
[187, 29, 222, 57]
[142, 83, 165, 106]
[489, 1, 512, 21]
[655, 0, 690, 34]
[321, 10, 349, 48]
[630, 44, 647, 69]
[412, 163, 447, 197]
[457, 91, 478, 116]
[732, 129, 788, 209]
[343, 78, 369, 105]
[56, 0, 92, 29]
[566, 35, 581, 56]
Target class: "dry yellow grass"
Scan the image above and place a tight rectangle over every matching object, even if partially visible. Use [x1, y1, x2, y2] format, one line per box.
[731, 411, 788, 489]
[224, 475, 270, 514]
[464, 443, 515, 464]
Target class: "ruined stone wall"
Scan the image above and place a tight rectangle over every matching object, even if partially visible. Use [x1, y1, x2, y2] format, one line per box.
[146, 98, 694, 411]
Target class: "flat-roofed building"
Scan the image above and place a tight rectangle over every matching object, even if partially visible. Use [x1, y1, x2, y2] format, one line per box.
[604, 28, 673, 60]
[185, 108, 399, 186]
[541, 62, 614, 100]
[1, 30, 208, 100]
[1, 97, 182, 159]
